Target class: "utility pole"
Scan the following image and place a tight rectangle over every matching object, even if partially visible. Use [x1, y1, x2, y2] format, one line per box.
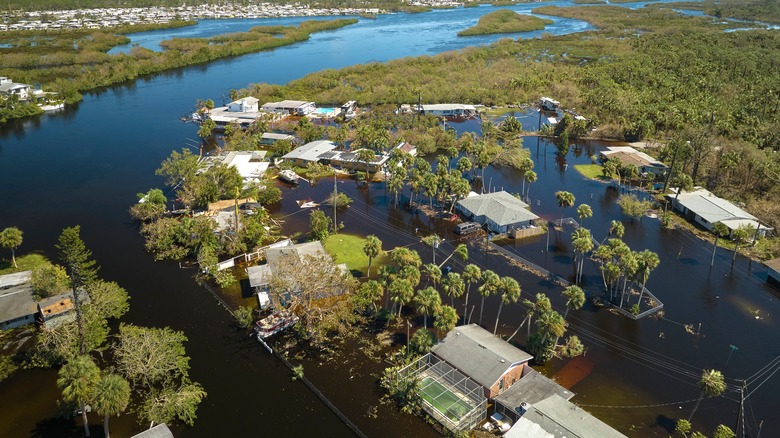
[736, 379, 746, 438]
[333, 171, 338, 234]
[234, 186, 240, 233]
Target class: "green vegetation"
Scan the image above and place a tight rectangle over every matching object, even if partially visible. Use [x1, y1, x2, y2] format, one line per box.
[652, 0, 780, 24]
[0, 253, 49, 275]
[573, 0, 606, 4]
[0, 19, 357, 122]
[458, 9, 553, 36]
[323, 234, 389, 274]
[573, 163, 604, 180]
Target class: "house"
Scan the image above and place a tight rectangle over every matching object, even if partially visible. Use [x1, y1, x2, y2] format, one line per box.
[669, 188, 771, 238]
[261, 100, 316, 116]
[37, 290, 88, 328]
[281, 140, 338, 166]
[247, 240, 347, 295]
[0, 271, 37, 330]
[130, 423, 173, 438]
[503, 394, 627, 438]
[599, 146, 668, 176]
[200, 151, 269, 185]
[259, 132, 296, 146]
[396, 141, 417, 157]
[456, 191, 539, 234]
[0, 77, 32, 100]
[493, 368, 574, 421]
[420, 104, 476, 118]
[430, 324, 533, 399]
[766, 257, 780, 287]
[226, 96, 259, 113]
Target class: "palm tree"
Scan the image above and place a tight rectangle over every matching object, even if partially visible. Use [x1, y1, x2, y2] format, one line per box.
[91, 373, 130, 438]
[731, 225, 753, 262]
[576, 204, 592, 227]
[423, 263, 442, 289]
[363, 235, 382, 277]
[562, 285, 585, 319]
[415, 287, 441, 328]
[710, 222, 730, 267]
[689, 369, 727, 421]
[524, 170, 537, 201]
[555, 191, 576, 225]
[441, 272, 465, 308]
[389, 278, 414, 317]
[608, 220, 625, 240]
[478, 270, 500, 326]
[461, 264, 481, 324]
[494, 277, 521, 334]
[357, 280, 384, 314]
[434, 305, 459, 338]
[635, 250, 660, 305]
[356, 148, 376, 182]
[522, 293, 552, 337]
[57, 355, 101, 437]
[0, 227, 23, 269]
[617, 250, 639, 309]
[592, 245, 613, 291]
[571, 228, 594, 284]
[536, 308, 567, 346]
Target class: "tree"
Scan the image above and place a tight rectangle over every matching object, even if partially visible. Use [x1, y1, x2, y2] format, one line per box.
[309, 209, 330, 241]
[528, 308, 567, 363]
[355, 280, 383, 314]
[555, 191, 575, 224]
[494, 277, 520, 334]
[356, 148, 376, 182]
[561, 285, 585, 319]
[423, 263, 442, 289]
[129, 189, 167, 221]
[712, 425, 735, 438]
[58, 355, 101, 437]
[85, 280, 130, 320]
[433, 305, 458, 336]
[571, 228, 594, 284]
[389, 278, 414, 318]
[92, 373, 130, 438]
[197, 118, 216, 139]
[688, 369, 726, 421]
[57, 226, 99, 355]
[156, 149, 200, 189]
[114, 324, 190, 390]
[731, 225, 753, 262]
[675, 419, 692, 437]
[608, 220, 625, 240]
[461, 264, 481, 324]
[363, 235, 382, 278]
[635, 250, 660, 305]
[524, 170, 537, 200]
[30, 262, 70, 299]
[478, 269, 500, 326]
[140, 381, 207, 427]
[409, 328, 436, 357]
[710, 222, 730, 267]
[414, 287, 441, 328]
[617, 194, 652, 221]
[0, 227, 23, 268]
[441, 272, 464, 308]
[576, 204, 592, 227]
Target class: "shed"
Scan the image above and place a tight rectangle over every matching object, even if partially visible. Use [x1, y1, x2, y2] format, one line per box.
[431, 324, 533, 399]
[456, 191, 539, 233]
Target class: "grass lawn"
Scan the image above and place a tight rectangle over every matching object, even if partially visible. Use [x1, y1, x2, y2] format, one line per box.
[323, 234, 390, 277]
[574, 164, 607, 180]
[420, 376, 473, 421]
[0, 253, 50, 275]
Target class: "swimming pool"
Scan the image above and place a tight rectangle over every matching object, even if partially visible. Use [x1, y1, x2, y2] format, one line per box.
[313, 107, 336, 115]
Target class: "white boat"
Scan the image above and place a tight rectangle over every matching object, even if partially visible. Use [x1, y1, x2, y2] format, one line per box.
[278, 169, 299, 184]
[254, 310, 299, 339]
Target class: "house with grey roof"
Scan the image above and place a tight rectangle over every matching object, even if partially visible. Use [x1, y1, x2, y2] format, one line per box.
[259, 132, 296, 146]
[766, 257, 780, 287]
[261, 100, 316, 116]
[670, 188, 771, 238]
[131, 423, 173, 438]
[431, 324, 533, 399]
[456, 191, 539, 234]
[281, 140, 338, 167]
[0, 271, 37, 330]
[421, 104, 477, 118]
[503, 394, 627, 438]
[494, 367, 574, 421]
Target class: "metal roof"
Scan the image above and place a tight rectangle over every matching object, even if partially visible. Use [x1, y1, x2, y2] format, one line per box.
[131, 424, 174, 438]
[281, 140, 337, 162]
[494, 368, 574, 410]
[673, 188, 765, 231]
[0, 272, 36, 324]
[504, 395, 627, 438]
[457, 191, 539, 227]
[261, 132, 295, 141]
[431, 324, 533, 389]
[421, 104, 475, 111]
[601, 146, 666, 168]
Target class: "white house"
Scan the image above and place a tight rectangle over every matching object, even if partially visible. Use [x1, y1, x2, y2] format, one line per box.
[420, 104, 476, 118]
[670, 188, 771, 238]
[0, 77, 32, 100]
[281, 140, 338, 166]
[261, 100, 316, 116]
[456, 191, 539, 234]
[200, 151, 269, 186]
[227, 96, 259, 113]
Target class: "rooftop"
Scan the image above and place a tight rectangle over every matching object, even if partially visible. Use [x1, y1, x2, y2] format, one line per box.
[457, 191, 539, 227]
[674, 188, 769, 231]
[504, 394, 627, 438]
[765, 257, 780, 273]
[0, 273, 37, 324]
[131, 423, 173, 438]
[494, 368, 574, 410]
[431, 324, 533, 389]
[421, 104, 476, 111]
[262, 100, 314, 109]
[282, 140, 337, 162]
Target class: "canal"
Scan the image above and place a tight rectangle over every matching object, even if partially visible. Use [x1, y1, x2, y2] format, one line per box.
[1, 1, 777, 437]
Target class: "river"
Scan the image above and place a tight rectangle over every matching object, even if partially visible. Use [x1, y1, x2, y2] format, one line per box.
[1, 1, 778, 437]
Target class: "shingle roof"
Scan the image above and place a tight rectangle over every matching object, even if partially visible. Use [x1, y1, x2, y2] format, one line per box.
[432, 324, 533, 389]
[457, 191, 539, 226]
[131, 424, 174, 438]
[504, 394, 627, 438]
[494, 368, 574, 410]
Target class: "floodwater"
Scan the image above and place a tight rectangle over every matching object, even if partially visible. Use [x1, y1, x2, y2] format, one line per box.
[1, 1, 777, 437]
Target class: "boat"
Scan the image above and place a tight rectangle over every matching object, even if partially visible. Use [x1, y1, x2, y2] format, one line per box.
[278, 169, 299, 184]
[254, 310, 299, 339]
